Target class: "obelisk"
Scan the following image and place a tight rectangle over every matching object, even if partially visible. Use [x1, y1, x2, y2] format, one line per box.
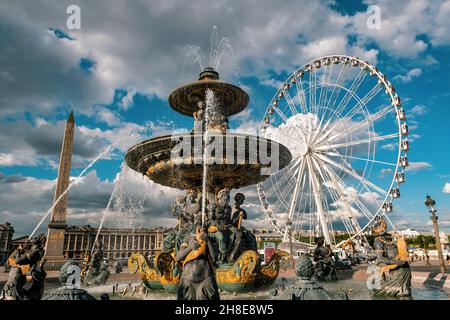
[45, 111, 74, 269]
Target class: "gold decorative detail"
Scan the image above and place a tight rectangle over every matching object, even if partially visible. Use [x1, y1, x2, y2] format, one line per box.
[156, 251, 180, 285]
[396, 236, 409, 262]
[372, 218, 387, 235]
[215, 250, 258, 284]
[342, 239, 356, 253]
[128, 253, 159, 282]
[255, 250, 289, 287]
[7, 256, 30, 275]
[183, 241, 206, 267]
[208, 225, 218, 233]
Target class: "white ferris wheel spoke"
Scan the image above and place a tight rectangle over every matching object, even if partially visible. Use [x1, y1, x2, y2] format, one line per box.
[294, 74, 308, 114]
[318, 157, 375, 221]
[324, 68, 367, 129]
[326, 149, 385, 212]
[324, 62, 349, 113]
[281, 86, 299, 116]
[283, 156, 307, 241]
[309, 67, 316, 114]
[310, 154, 356, 236]
[273, 105, 288, 123]
[326, 152, 397, 167]
[311, 155, 362, 235]
[328, 103, 394, 143]
[314, 152, 388, 197]
[333, 68, 367, 116]
[311, 84, 364, 147]
[315, 132, 399, 151]
[266, 158, 301, 198]
[317, 66, 332, 116]
[315, 156, 378, 248]
[318, 82, 383, 145]
[340, 83, 383, 124]
[306, 154, 332, 245]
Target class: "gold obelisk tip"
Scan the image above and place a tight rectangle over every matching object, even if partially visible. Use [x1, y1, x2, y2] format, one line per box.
[68, 110, 74, 123]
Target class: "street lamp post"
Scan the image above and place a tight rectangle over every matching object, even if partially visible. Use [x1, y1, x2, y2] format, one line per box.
[424, 195, 446, 274]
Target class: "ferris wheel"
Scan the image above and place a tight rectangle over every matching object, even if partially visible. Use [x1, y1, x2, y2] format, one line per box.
[257, 55, 409, 248]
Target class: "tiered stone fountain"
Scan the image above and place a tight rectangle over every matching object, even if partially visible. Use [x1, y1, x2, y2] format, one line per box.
[126, 67, 292, 294]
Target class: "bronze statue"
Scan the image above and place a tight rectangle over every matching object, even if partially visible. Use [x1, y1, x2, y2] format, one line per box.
[114, 260, 123, 274]
[228, 193, 257, 262]
[193, 101, 205, 133]
[271, 254, 347, 300]
[176, 226, 220, 300]
[207, 188, 231, 263]
[1, 233, 47, 300]
[81, 240, 110, 286]
[370, 217, 411, 297]
[162, 228, 178, 253]
[313, 236, 337, 281]
[174, 189, 200, 251]
[43, 260, 96, 300]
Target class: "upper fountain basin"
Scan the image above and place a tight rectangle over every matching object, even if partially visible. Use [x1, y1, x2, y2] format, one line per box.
[168, 69, 249, 117]
[125, 132, 292, 191]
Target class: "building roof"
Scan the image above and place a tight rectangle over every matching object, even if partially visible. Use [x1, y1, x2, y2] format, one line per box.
[0, 222, 14, 231]
[65, 225, 169, 233]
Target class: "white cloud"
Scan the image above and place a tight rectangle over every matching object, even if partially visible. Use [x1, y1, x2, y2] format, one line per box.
[94, 107, 122, 127]
[394, 68, 422, 83]
[0, 168, 180, 236]
[381, 143, 396, 151]
[410, 104, 427, 116]
[380, 168, 393, 178]
[405, 161, 432, 172]
[118, 89, 137, 110]
[0, 0, 379, 118]
[429, 0, 450, 46]
[408, 133, 421, 142]
[443, 183, 450, 194]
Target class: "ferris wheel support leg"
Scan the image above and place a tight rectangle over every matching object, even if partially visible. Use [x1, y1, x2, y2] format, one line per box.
[306, 154, 332, 246]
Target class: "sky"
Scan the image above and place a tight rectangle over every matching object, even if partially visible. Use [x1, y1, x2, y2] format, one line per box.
[0, 0, 449, 237]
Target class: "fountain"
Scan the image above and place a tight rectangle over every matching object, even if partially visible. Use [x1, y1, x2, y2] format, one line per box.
[126, 67, 292, 295]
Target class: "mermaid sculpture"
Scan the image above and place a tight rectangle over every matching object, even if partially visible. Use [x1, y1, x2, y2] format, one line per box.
[176, 226, 220, 300]
[370, 217, 411, 297]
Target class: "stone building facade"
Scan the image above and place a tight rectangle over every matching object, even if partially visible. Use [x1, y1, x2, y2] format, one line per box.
[0, 222, 14, 265]
[63, 225, 167, 262]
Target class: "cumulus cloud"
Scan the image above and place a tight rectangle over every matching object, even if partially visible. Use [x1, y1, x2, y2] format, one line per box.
[0, 0, 382, 118]
[443, 183, 450, 194]
[380, 168, 393, 178]
[410, 105, 427, 116]
[0, 118, 105, 167]
[405, 161, 432, 172]
[0, 168, 180, 236]
[394, 68, 422, 83]
[381, 143, 396, 151]
[352, 1, 429, 58]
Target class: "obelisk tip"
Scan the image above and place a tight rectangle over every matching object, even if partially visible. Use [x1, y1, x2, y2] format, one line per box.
[68, 110, 74, 123]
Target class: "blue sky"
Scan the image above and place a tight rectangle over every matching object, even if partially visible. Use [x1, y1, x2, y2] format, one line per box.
[0, 0, 449, 236]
